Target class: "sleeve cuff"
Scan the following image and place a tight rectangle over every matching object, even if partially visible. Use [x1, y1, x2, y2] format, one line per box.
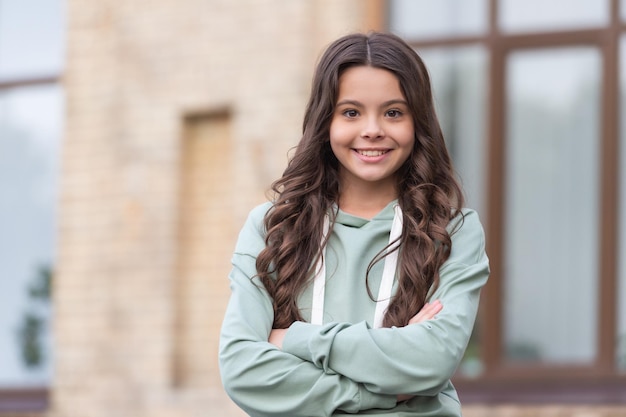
[358, 386, 397, 411]
[284, 322, 397, 411]
[282, 321, 319, 362]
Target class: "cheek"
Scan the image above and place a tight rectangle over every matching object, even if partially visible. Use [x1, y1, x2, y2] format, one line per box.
[329, 121, 349, 146]
[397, 128, 416, 162]
[397, 124, 416, 148]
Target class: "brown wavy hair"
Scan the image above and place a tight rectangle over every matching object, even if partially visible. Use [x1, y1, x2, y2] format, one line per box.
[256, 32, 465, 329]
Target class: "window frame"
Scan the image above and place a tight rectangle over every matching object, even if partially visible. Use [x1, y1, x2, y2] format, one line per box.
[386, 0, 626, 403]
[0, 387, 48, 413]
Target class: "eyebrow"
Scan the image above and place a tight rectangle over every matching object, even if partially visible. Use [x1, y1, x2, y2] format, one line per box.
[335, 99, 408, 108]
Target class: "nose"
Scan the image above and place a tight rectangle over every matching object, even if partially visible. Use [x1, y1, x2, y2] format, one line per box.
[361, 116, 384, 140]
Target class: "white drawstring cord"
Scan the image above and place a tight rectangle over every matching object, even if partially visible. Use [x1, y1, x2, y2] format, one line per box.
[310, 205, 402, 328]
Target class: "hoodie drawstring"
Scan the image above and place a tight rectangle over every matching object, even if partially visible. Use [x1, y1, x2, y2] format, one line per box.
[311, 205, 403, 328]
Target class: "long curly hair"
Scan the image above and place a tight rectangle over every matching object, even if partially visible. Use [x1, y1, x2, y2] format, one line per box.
[256, 32, 465, 329]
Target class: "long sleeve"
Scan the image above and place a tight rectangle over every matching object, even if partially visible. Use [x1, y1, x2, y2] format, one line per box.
[281, 209, 490, 397]
[218, 204, 397, 417]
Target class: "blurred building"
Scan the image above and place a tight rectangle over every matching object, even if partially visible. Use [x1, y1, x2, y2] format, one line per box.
[0, 0, 625, 416]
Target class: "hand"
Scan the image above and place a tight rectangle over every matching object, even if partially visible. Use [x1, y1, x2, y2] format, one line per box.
[397, 393, 413, 402]
[268, 328, 288, 349]
[396, 302, 442, 404]
[407, 300, 442, 325]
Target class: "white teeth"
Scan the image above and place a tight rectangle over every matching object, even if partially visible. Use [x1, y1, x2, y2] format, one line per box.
[357, 149, 387, 157]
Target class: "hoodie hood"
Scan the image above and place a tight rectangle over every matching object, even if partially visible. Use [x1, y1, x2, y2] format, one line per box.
[333, 199, 398, 228]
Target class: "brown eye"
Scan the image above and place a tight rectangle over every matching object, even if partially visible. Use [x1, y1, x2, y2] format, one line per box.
[342, 109, 359, 118]
[385, 109, 403, 118]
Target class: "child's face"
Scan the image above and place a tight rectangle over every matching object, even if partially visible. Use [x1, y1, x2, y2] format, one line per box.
[330, 66, 415, 195]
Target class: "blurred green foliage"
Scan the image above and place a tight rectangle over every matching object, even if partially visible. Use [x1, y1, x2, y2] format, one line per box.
[16, 265, 52, 368]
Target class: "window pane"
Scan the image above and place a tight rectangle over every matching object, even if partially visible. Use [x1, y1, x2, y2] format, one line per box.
[419, 46, 488, 217]
[0, 0, 65, 79]
[418, 47, 488, 377]
[500, 0, 609, 33]
[619, 36, 626, 372]
[389, 0, 487, 39]
[0, 84, 63, 386]
[504, 48, 601, 365]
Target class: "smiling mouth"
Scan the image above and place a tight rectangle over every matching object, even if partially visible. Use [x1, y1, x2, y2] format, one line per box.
[355, 149, 390, 157]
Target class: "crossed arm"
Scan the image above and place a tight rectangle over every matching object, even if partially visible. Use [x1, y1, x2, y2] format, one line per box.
[269, 300, 443, 403]
[269, 300, 443, 348]
[219, 260, 398, 417]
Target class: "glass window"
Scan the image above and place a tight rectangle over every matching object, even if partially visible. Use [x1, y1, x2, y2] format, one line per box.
[0, 84, 63, 386]
[0, 0, 65, 79]
[389, 0, 487, 40]
[417, 47, 488, 378]
[418, 46, 488, 217]
[619, 36, 626, 372]
[499, 0, 609, 33]
[504, 47, 601, 365]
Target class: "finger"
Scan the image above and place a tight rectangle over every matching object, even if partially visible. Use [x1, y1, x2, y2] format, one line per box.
[408, 300, 443, 325]
[418, 300, 442, 318]
[428, 299, 443, 315]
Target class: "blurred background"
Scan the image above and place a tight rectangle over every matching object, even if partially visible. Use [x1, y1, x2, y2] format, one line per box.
[0, 0, 625, 416]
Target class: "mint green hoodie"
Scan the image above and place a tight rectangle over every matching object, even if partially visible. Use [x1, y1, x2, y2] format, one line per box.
[219, 201, 489, 416]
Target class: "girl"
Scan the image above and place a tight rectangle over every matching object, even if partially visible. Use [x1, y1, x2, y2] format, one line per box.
[219, 32, 489, 417]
